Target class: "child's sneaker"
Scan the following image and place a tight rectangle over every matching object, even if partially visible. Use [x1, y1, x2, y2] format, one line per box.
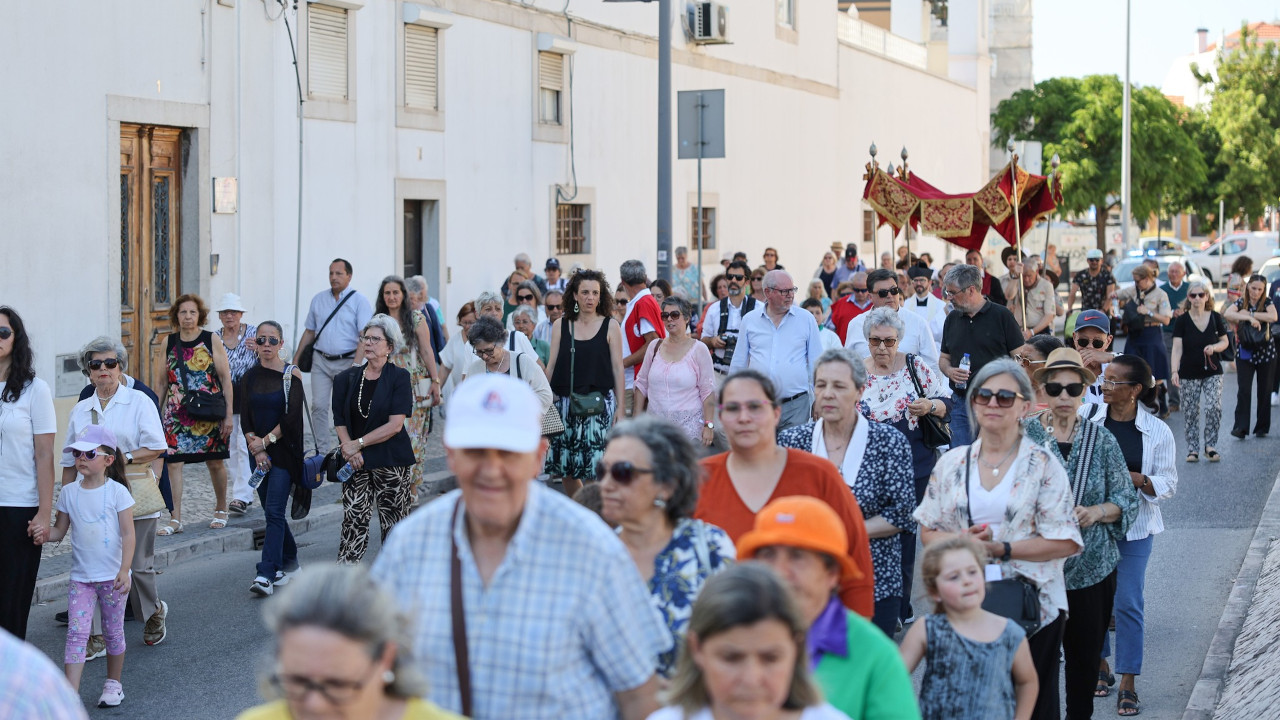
[250, 576, 273, 597]
[85, 634, 107, 661]
[98, 679, 124, 708]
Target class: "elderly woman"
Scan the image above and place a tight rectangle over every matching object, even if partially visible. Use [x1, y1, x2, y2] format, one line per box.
[1087, 355, 1178, 717]
[545, 270, 627, 497]
[777, 348, 917, 636]
[506, 279, 547, 331]
[650, 563, 849, 720]
[634, 297, 716, 448]
[1172, 281, 1229, 461]
[738, 496, 920, 719]
[857, 308, 952, 627]
[1116, 264, 1173, 416]
[60, 336, 171, 650]
[694, 369, 875, 618]
[161, 293, 234, 533]
[332, 315, 416, 564]
[437, 302, 477, 412]
[236, 564, 462, 720]
[915, 359, 1082, 720]
[1225, 274, 1277, 439]
[474, 291, 539, 362]
[460, 316, 553, 412]
[598, 417, 735, 678]
[240, 322, 305, 597]
[511, 305, 550, 365]
[214, 293, 258, 518]
[1022, 348, 1139, 718]
[0, 307, 56, 640]
[376, 275, 442, 502]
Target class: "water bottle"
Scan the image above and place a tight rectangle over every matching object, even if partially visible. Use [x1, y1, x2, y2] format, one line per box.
[248, 466, 267, 489]
[957, 353, 972, 390]
[336, 462, 355, 483]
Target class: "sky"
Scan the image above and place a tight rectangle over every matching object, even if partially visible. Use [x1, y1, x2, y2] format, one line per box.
[1033, 0, 1280, 88]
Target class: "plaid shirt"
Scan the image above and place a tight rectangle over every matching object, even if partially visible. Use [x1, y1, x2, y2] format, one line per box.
[372, 482, 668, 719]
[0, 628, 88, 720]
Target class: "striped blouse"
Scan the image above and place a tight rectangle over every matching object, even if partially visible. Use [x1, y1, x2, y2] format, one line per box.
[1079, 402, 1178, 540]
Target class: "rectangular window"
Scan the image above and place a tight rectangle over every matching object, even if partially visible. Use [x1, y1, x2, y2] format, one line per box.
[777, 0, 795, 28]
[404, 24, 439, 110]
[691, 207, 716, 250]
[538, 51, 564, 125]
[308, 4, 349, 99]
[863, 210, 875, 242]
[555, 203, 589, 255]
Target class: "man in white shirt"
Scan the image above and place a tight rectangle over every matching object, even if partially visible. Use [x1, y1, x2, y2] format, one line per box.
[844, 269, 939, 369]
[533, 290, 563, 345]
[699, 260, 757, 377]
[904, 265, 947, 354]
[729, 270, 823, 429]
[296, 259, 374, 448]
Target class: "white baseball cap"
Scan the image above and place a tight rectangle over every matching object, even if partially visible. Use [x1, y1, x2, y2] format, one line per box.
[444, 374, 542, 453]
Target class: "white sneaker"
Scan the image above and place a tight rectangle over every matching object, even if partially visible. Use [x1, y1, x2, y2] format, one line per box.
[273, 568, 296, 587]
[250, 576, 273, 597]
[98, 679, 124, 708]
[1271, 392, 1278, 407]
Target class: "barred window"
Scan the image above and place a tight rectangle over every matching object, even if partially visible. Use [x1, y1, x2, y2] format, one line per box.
[555, 203, 589, 255]
[691, 207, 716, 250]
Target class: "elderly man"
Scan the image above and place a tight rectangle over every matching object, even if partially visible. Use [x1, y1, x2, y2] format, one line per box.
[905, 265, 947, 353]
[620, 260, 666, 415]
[729, 270, 824, 429]
[1002, 256, 1059, 339]
[515, 252, 547, 295]
[296, 258, 373, 448]
[699, 259, 757, 377]
[844, 269, 939, 369]
[406, 275, 448, 357]
[964, 248, 1008, 306]
[533, 289, 563, 345]
[1068, 248, 1117, 315]
[828, 270, 873, 344]
[372, 375, 666, 719]
[1161, 262, 1189, 410]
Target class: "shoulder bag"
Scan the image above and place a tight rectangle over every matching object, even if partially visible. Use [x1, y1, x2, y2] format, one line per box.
[513, 352, 564, 436]
[905, 354, 951, 449]
[89, 406, 167, 517]
[1236, 300, 1272, 352]
[296, 291, 355, 372]
[1121, 289, 1146, 335]
[964, 454, 1042, 636]
[568, 318, 606, 417]
[174, 333, 228, 421]
[450, 499, 474, 718]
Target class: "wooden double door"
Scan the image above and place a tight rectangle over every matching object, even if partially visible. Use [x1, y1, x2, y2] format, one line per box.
[119, 124, 183, 392]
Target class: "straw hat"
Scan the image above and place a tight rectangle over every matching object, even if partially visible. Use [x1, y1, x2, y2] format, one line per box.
[1032, 347, 1097, 386]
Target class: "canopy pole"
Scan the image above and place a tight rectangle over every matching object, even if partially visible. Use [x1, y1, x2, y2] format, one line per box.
[1009, 141, 1028, 335]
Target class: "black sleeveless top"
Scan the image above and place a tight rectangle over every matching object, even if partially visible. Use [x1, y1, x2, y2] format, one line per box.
[550, 317, 614, 396]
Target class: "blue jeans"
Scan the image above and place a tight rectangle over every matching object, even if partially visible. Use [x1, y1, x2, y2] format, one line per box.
[1101, 534, 1154, 675]
[949, 391, 972, 447]
[256, 466, 299, 579]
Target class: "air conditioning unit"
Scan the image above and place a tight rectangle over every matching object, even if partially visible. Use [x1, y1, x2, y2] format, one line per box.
[691, 2, 728, 44]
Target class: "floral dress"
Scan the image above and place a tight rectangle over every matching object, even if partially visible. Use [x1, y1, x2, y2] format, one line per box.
[162, 330, 230, 462]
[389, 312, 433, 491]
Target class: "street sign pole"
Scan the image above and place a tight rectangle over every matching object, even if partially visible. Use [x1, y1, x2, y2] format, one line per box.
[657, 0, 673, 283]
[678, 89, 724, 309]
[696, 92, 704, 299]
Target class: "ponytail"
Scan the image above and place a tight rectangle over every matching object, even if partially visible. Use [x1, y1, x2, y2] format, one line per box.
[104, 447, 131, 491]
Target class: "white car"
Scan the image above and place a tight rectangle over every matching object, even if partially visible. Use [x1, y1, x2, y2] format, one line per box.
[1130, 238, 1197, 257]
[1187, 232, 1279, 285]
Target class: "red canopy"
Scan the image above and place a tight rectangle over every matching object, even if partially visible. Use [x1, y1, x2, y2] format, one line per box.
[862, 161, 1060, 252]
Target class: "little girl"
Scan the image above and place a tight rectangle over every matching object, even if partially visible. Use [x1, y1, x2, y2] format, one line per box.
[47, 425, 135, 708]
[899, 537, 1037, 720]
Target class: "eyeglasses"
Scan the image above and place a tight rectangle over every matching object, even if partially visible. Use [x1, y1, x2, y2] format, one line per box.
[771, 287, 797, 296]
[0, 327, 12, 340]
[1100, 379, 1140, 390]
[1044, 382, 1086, 398]
[474, 346, 497, 358]
[71, 448, 110, 460]
[595, 460, 655, 484]
[268, 665, 376, 706]
[726, 273, 746, 281]
[1012, 354, 1046, 366]
[973, 388, 1025, 407]
[255, 337, 281, 346]
[867, 337, 898, 348]
[360, 335, 385, 344]
[545, 303, 562, 311]
[875, 287, 902, 298]
[1188, 292, 1206, 298]
[942, 286, 972, 299]
[1074, 337, 1108, 350]
[659, 311, 684, 321]
[517, 294, 535, 302]
[720, 401, 774, 415]
[852, 287, 868, 294]
[87, 358, 120, 370]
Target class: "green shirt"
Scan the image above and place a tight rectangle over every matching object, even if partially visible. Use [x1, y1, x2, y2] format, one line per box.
[531, 338, 551, 367]
[813, 609, 921, 720]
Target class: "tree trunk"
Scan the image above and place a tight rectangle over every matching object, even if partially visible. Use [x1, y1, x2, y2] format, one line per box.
[1095, 201, 1114, 254]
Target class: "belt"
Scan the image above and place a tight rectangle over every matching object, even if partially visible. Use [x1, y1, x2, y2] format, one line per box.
[318, 350, 356, 361]
[780, 391, 809, 404]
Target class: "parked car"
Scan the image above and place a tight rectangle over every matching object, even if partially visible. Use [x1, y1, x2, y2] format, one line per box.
[1131, 237, 1196, 257]
[1259, 253, 1280, 287]
[1187, 232, 1279, 285]
[1110, 255, 1208, 337]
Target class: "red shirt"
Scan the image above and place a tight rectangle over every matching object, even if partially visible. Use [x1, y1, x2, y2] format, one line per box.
[695, 449, 876, 618]
[624, 292, 666, 378]
[829, 296, 873, 345]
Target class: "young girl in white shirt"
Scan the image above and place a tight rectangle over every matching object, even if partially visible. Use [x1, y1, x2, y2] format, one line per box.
[47, 425, 135, 708]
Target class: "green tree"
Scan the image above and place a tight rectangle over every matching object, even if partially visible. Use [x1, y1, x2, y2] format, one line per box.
[991, 75, 1207, 251]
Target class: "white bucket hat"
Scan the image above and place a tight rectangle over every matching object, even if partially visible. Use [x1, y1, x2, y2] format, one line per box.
[215, 293, 246, 313]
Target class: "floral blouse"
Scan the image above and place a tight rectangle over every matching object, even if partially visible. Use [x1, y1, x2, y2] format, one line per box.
[914, 436, 1083, 629]
[627, 518, 736, 678]
[1024, 419, 1140, 590]
[861, 355, 950, 431]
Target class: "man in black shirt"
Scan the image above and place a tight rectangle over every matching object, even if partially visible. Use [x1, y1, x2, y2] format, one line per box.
[939, 264, 1026, 446]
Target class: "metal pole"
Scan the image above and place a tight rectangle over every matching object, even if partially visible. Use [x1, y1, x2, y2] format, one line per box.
[656, 0, 673, 283]
[1120, 0, 1132, 252]
[696, 92, 704, 306]
[1009, 142, 1028, 333]
[901, 147, 910, 263]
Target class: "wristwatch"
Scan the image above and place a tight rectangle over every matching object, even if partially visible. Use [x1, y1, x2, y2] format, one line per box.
[266, 432, 277, 446]
[358, 437, 365, 449]
[704, 421, 715, 429]
[1000, 542, 1012, 562]
[124, 451, 134, 464]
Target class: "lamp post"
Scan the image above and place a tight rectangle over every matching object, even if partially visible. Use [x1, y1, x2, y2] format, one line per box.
[1120, 0, 1132, 253]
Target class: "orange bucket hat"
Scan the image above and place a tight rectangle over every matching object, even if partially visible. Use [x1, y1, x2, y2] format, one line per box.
[736, 496, 862, 582]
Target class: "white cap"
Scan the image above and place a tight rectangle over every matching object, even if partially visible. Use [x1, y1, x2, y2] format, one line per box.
[215, 292, 247, 312]
[444, 374, 542, 453]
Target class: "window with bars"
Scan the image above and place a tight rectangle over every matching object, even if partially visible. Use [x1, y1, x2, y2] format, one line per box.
[308, 4, 349, 99]
[404, 24, 438, 110]
[691, 207, 716, 250]
[555, 203, 589, 255]
[863, 210, 875, 243]
[538, 51, 564, 125]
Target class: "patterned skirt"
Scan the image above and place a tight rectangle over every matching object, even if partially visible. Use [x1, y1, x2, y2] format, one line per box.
[544, 391, 617, 480]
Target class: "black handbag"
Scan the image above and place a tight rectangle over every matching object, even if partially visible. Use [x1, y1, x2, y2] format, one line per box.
[568, 317, 606, 417]
[1121, 291, 1146, 335]
[905, 354, 950, 449]
[1236, 301, 1272, 352]
[965, 454, 1042, 636]
[174, 334, 228, 421]
[296, 291, 355, 372]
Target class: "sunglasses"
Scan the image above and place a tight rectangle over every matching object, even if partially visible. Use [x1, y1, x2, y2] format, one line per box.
[1188, 292, 1206, 298]
[1044, 382, 1086, 398]
[517, 294, 535, 302]
[1013, 354, 1046, 366]
[1074, 337, 1108, 350]
[867, 337, 898, 348]
[973, 388, 1025, 407]
[87, 358, 120, 370]
[0, 327, 12, 340]
[594, 460, 655, 484]
[726, 273, 746, 281]
[71, 448, 111, 460]
[545, 303, 562, 311]
[875, 287, 902, 298]
[852, 287, 869, 293]
[659, 311, 684, 321]
[255, 337, 281, 346]
[615, 297, 629, 305]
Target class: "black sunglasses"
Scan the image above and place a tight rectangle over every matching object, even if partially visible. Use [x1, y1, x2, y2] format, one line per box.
[517, 294, 535, 302]
[71, 448, 110, 460]
[255, 337, 281, 346]
[973, 388, 1025, 407]
[594, 460, 655, 484]
[87, 358, 120, 370]
[852, 287, 869, 293]
[726, 273, 746, 281]
[875, 287, 902, 298]
[1075, 337, 1108, 350]
[659, 311, 684, 321]
[0, 327, 12, 340]
[1188, 292, 1206, 298]
[1044, 382, 1086, 398]
[545, 303, 562, 311]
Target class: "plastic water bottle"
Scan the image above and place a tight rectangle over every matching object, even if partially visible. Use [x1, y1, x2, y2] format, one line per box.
[248, 466, 267, 489]
[957, 353, 972, 390]
[336, 463, 355, 483]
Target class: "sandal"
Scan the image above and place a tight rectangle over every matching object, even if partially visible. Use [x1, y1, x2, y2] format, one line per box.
[1186, 452, 1199, 463]
[209, 511, 229, 530]
[1096, 670, 1116, 697]
[1117, 689, 1141, 716]
[228, 499, 250, 516]
[156, 520, 183, 536]
[1206, 449, 1221, 462]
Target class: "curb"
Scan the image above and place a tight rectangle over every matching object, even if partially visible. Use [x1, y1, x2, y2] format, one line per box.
[30, 469, 455, 607]
[1183, 464, 1280, 718]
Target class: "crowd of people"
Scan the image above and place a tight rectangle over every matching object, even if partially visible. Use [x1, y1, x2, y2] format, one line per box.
[7, 235, 1276, 719]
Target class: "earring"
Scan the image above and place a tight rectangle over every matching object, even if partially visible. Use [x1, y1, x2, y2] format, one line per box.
[574, 301, 580, 313]
[653, 497, 668, 509]
[382, 670, 396, 684]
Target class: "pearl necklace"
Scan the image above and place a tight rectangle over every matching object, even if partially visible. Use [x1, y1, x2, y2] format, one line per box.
[356, 370, 375, 419]
[977, 442, 1018, 478]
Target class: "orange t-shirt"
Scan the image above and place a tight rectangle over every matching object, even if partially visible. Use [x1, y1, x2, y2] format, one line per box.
[695, 449, 876, 618]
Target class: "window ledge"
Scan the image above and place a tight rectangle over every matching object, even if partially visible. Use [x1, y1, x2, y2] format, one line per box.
[397, 107, 444, 131]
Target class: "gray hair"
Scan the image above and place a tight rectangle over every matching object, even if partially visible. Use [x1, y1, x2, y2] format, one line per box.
[261, 565, 427, 699]
[362, 314, 405, 355]
[78, 336, 129, 375]
[466, 316, 508, 346]
[675, 246, 688, 256]
[862, 307, 905, 343]
[620, 259, 649, 286]
[511, 305, 537, 324]
[607, 416, 702, 524]
[761, 269, 792, 290]
[814, 347, 867, 390]
[475, 290, 504, 311]
[404, 275, 428, 295]
[966, 358, 1034, 436]
[514, 252, 532, 267]
[945, 264, 983, 292]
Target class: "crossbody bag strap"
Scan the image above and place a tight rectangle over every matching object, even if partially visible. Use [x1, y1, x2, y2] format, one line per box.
[450, 499, 473, 717]
[905, 353, 926, 397]
[568, 317, 577, 395]
[1071, 420, 1099, 508]
[964, 447, 973, 528]
[313, 290, 355, 346]
[513, 353, 524, 380]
